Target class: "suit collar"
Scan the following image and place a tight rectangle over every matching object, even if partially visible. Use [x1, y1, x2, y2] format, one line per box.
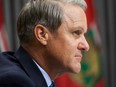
[14, 46, 48, 87]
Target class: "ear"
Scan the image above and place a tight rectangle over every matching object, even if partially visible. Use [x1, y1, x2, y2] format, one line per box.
[34, 24, 48, 45]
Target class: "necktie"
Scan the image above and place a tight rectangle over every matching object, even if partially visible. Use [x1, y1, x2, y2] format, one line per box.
[49, 81, 56, 87]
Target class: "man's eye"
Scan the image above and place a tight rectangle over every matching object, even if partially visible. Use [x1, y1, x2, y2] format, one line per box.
[73, 30, 82, 36]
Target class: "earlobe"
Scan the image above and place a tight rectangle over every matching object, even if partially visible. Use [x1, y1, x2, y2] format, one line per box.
[34, 24, 48, 45]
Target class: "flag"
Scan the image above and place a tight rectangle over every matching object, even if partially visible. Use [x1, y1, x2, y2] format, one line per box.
[0, 0, 9, 52]
[55, 0, 104, 87]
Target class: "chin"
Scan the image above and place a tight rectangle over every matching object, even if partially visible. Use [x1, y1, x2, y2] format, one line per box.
[64, 63, 81, 74]
[72, 65, 81, 74]
[66, 68, 81, 74]
[72, 69, 81, 74]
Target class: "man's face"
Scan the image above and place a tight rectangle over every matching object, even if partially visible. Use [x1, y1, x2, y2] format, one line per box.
[46, 4, 89, 74]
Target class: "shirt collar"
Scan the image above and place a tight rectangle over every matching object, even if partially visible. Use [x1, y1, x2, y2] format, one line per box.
[33, 60, 52, 87]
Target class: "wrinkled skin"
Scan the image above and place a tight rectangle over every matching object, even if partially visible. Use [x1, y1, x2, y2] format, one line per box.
[45, 4, 89, 76]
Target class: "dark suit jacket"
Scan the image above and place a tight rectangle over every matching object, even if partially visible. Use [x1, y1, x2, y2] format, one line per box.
[0, 46, 48, 87]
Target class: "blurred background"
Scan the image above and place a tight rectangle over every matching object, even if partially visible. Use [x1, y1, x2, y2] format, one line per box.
[0, 0, 116, 87]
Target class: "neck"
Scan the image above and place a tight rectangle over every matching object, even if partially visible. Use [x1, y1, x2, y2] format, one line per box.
[21, 44, 59, 80]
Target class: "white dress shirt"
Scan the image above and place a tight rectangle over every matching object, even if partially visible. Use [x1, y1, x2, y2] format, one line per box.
[33, 60, 52, 87]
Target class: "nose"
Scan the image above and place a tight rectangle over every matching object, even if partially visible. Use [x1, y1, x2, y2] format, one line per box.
[78, 37, 90, 51]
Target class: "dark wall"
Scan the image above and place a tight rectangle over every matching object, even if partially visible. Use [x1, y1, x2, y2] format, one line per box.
[94, 0, 116, 87]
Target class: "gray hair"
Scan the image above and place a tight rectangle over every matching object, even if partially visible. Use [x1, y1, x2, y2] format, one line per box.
[17, 0, 87, 43]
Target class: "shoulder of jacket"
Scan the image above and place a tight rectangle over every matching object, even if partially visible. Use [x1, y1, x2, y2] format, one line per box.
[0, 71, 35, 87]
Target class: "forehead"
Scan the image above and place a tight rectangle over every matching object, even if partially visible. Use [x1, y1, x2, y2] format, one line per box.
[62, 4, 87, 32]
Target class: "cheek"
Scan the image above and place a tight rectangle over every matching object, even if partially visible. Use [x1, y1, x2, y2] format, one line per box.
[64, 42, 78, 55]
[63, 42, 81, 69]
[47, 34, 80, 69]
[61, 43, 78, 64]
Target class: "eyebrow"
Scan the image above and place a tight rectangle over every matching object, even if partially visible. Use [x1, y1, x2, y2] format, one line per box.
[73, 26, 87, 33]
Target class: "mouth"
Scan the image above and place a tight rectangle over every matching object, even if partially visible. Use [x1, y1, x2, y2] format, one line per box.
[75, 54, 82, 62]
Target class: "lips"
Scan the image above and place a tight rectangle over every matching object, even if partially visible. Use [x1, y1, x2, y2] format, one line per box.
[75, 54, 82, 62]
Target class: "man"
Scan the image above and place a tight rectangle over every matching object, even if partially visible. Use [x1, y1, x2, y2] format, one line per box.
[0, 0, 89, 87]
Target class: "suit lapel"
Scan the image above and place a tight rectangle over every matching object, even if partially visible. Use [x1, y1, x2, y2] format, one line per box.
[14, 46, 48, 87]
